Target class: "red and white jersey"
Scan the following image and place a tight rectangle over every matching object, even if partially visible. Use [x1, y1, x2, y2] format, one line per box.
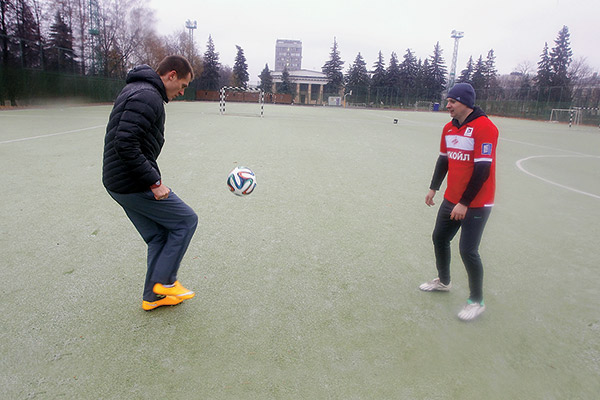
[440, 114, 498, 207]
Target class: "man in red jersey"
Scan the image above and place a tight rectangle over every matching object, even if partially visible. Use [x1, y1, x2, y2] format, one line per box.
[419, 82, 498, 321]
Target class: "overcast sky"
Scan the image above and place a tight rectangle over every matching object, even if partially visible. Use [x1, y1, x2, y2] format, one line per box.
[149, 0, 598, 85]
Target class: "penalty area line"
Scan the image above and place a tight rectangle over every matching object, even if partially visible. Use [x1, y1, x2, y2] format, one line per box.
[0, 125, 104, 145]
[515, 155, 600, 200]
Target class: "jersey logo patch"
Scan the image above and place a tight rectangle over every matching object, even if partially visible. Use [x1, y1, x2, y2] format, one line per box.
[465, 127, 473, 137]
[482, 143, 493, 155]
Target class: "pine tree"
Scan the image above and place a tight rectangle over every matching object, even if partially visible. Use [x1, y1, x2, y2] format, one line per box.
[428, 42, 447, 98]
[371, 50, 386, 89]
[345, 52, 370, 100]
[199, 35, 221, 90]
[535, 42, 552, 101]
[322, 37, 344, 94]
[232, 45, 249, 88]
[385, 52, 401, 88]
[47, 11, 77, 72]
[419, 58, 435, 100]
[484, 49, 498, 90]
[259, 63, 273, 93]
[399, 48, 418, 94]
[471, 55, 487, 91]
[549, 25, 572, 100]
[457, 56, 474, 83]
[277, 66, 294, 96]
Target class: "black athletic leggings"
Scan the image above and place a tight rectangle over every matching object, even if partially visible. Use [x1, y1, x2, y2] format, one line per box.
[432, 199, 491, 302]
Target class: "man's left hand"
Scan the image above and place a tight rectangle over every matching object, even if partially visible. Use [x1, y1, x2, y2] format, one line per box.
[450, 203, 468, 220]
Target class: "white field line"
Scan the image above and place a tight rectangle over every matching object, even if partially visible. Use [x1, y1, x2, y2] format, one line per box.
[0, 125, 104, 144]
[515, 155, 600, 200]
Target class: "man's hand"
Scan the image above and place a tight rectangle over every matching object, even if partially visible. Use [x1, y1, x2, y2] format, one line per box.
[151, 183, 170, 200]
[450, 203, 468, 220]
[425, 189, 437, 206]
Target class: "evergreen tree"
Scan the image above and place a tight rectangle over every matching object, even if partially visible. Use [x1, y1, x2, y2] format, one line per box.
[471, 55, 487, 91]
[199, 35, 221, 90]
[370, 50, 386, 89]
[258, 63, 273, 93]
[47, 11, 77, 72]
[278, 66, 294, 96]
[399, 48, 418, 94]
[535, 42, 552, 101]
[428, 42, 447, 98]
[385, 52, 401, 88]
[322, 37, 344, 94]
[484, 49, 498, 89]
[419, 58, 435, 99]
[232, 45, 249, 88]
[345, 52, 369, 98]
[458, 56, 474, 83]
[549, 25, 572, 100]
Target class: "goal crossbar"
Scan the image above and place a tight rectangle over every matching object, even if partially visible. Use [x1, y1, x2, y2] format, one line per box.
[219, 87, 265, 117]
[550, 108, 582, 126]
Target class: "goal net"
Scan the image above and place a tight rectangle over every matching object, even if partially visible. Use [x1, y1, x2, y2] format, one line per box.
[549, 108, 582, 126]
[219, 87, 264, 117]
[415, 101, 433, 111]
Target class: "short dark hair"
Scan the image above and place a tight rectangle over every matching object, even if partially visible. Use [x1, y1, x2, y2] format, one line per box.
[156, 55, 193, 80]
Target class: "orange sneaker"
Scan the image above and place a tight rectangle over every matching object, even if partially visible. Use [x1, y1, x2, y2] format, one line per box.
[142, 295, 183, 311]
[153, 280, 195, 300]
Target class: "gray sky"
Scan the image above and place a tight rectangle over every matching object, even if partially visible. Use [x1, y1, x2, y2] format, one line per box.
[149, 0, 599, 85]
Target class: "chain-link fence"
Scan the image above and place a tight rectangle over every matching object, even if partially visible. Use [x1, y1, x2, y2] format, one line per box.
[344, 85, 600, 126]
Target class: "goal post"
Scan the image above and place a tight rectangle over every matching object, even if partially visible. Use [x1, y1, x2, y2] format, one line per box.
[549, 108, 582, 126]
[219, 87, 265, 117]
[415, 101, 433, 111]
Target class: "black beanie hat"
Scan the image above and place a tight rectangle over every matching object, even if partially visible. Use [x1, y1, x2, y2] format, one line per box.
[447, 83, 475, 109]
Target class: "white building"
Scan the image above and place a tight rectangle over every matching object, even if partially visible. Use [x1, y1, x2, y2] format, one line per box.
[271, 69, 329, 105]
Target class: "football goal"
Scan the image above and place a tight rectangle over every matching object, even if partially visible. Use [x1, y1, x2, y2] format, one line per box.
[219, 87, 265, 117]
[415, 101, 433, 111]
[549, 108, 582, 126]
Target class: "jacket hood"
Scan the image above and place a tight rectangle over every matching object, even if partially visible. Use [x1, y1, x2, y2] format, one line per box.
[452, 106, 487, 128]
[126, 65, 168, 102]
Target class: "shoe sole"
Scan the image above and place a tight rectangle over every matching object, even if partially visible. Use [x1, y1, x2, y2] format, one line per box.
[142, 296, 184, 311]
[458, 307, 486, 321]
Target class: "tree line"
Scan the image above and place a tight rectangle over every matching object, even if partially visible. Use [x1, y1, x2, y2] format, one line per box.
[1, 0, 597, 108]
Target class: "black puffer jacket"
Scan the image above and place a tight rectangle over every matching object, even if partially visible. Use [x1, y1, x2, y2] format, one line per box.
[102, 65, 169, 193]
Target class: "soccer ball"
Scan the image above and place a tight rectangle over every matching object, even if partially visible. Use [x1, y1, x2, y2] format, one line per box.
[227, 166, 256, 196]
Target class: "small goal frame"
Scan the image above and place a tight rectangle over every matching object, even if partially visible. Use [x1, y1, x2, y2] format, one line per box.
[415, 101, 433, 111]
[219, 87, 265, 117]
[549, 108, 582, 127]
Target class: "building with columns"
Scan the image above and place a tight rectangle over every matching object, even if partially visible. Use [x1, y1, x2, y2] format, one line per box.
[272, 39, 329, 105]
[271, 69, 329, 105]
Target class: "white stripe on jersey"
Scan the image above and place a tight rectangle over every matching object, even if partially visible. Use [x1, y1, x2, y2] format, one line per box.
[474, 157, 493, 162]
[445, 135, 474, 151]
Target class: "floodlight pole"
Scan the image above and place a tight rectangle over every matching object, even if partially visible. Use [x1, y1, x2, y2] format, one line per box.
[185, 20, 197, 66]
[448, 30, 464, 89]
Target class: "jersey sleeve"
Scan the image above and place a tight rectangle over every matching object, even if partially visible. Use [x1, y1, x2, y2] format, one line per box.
[473, 120, 498, 163]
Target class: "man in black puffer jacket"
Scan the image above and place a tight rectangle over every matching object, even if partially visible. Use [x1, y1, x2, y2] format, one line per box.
[103, 56, 198, 311]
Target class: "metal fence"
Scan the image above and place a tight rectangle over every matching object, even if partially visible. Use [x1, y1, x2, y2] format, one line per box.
[0, 67, 124, 105]
[345, 85, 600, 126]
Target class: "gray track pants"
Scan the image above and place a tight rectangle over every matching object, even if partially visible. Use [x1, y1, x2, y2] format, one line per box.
[108, 189, 198, 301]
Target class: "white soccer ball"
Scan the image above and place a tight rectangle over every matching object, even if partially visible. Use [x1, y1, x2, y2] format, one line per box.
[227, 166, 256, 196]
